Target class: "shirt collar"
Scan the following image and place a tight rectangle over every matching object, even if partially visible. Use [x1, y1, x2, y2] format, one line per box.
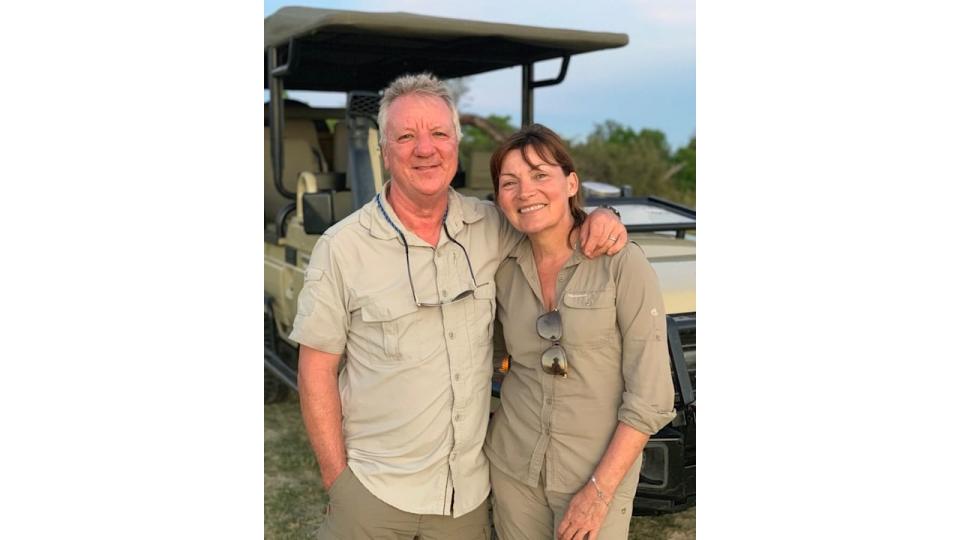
[359, 180, 486, 242]
[509, 235, 585, 278]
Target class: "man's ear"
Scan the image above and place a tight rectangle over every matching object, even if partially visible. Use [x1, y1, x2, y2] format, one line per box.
[380, 144, 391, 173]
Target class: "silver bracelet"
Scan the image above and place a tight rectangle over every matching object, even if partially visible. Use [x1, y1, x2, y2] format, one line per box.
[590, 475, 610, 506]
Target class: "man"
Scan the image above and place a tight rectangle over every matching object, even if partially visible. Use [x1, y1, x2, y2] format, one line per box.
[290, 72, 627, 539]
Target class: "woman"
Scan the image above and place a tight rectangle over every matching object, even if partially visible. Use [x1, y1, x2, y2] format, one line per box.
[485, 124, 677, 540]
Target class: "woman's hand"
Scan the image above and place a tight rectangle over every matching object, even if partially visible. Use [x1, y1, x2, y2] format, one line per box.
[580, 208, 628, 258]
[556, 484, 611, 540]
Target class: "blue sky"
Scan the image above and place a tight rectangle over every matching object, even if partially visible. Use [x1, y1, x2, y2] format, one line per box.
[264, 0, 695, 151]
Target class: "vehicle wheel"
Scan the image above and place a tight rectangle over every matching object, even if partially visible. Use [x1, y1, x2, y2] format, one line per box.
[265, 368, 289, 404]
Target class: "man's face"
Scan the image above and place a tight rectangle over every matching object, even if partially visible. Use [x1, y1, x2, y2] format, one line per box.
[381, 94, 459, 200]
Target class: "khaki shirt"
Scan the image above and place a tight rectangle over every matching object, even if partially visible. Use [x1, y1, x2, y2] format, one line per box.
[289, 184, 520, 517]
[485, 240, 677, 493]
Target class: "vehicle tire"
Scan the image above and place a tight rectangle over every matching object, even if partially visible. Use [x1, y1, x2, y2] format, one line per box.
[264, 297, 290, 404]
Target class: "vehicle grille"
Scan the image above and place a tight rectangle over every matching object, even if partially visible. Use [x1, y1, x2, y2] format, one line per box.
[347, 92, 381, 122]
[670, 313, 696, 406]
[680, 325, 695, 391]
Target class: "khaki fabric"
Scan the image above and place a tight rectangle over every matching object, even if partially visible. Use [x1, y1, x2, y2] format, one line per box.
[485, 241, 676, 494]
[321, 466, 491, 539]
[490, 464, 637, 540]
[290, 183, 522, 517]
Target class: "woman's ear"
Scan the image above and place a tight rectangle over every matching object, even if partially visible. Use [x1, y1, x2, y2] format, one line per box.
[567, 171, 580, 197]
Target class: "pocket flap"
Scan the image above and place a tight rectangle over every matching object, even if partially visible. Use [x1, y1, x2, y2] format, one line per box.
[563, 289, 615, 309]
[473, 281, 495, 300]
[360, 292, 419, 322]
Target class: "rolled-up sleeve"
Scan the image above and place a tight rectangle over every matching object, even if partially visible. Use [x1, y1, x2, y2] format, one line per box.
[614, 244, 677, 435]
[288, 236, 349, 354]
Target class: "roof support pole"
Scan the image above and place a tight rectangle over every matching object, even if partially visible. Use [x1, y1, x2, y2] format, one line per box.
[267, 47, 295, 199]
[522, 56, 571, 127]
[522, 63, 533, 127]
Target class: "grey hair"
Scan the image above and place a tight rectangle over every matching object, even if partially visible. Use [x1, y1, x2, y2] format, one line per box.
[377, 72, 463, 147]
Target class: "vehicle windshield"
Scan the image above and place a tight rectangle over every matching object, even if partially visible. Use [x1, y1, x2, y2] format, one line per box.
[584, 202, 695, 228]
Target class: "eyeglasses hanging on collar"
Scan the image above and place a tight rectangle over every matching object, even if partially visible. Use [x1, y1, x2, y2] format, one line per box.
[376, 192, 478, 307]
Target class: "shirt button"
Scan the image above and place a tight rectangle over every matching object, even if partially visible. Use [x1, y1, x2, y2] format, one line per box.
[442, 289, 448, 297]
[454, 373, 461, 381]
[545, 397, 553, 405]
[454, 414, 461, 422]
[450, 452, 458, 461]
[448, 331, 455, 339]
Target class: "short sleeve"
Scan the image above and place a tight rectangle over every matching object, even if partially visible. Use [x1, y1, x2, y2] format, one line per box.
[288, 236, 350, 354]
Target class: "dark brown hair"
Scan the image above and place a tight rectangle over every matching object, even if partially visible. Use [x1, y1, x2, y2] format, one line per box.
[489, 124, 586, 238]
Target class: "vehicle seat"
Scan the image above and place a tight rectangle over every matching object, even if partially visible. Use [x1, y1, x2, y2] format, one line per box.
[457, 150, 495, 200]
[264, 116, 326, 222]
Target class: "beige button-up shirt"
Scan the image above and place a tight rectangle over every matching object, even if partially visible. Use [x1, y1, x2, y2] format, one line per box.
[485, 240, 677, 493]
[290, 184, 520, 517]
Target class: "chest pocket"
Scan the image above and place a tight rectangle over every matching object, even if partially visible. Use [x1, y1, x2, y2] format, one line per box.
[468, 282, 496, 347]
[561, 288, 618, 348]
[359, 293, 441, 366]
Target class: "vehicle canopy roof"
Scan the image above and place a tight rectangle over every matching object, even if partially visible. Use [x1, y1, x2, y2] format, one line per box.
[264, 7, 628, 92]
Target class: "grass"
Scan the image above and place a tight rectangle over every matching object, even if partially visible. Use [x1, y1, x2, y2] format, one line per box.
[265, 394, 695, 539]
[264, 396, 328, 539]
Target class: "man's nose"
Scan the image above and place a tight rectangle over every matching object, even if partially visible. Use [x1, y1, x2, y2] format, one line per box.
[413, 132, 435, 156]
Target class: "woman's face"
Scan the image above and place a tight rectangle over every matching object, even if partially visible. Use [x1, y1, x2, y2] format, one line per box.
[496, 147, 579, 237]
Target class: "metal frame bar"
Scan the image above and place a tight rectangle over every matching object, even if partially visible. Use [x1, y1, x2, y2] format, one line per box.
[265, 347, 299, 391]
[666, 314, 695, 407]
[267, 42, 298, 200]
[585, 196, 696, 237]
[521, 55, 571, 126]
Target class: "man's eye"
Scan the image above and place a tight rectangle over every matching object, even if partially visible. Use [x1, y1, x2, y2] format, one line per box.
[397, 134, 413, 141]
[433, 131, 448, 138]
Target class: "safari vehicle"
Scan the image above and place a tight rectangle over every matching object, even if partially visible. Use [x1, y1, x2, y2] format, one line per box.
[263, 6, 695, 515]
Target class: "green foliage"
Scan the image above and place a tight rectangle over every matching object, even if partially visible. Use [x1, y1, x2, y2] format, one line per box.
[456, 114, 695, 207]
[571, 121, 694, 207]
[672, 136, 696, 194]
[459, 114, 517, 173]
[592, 121, 671, 162]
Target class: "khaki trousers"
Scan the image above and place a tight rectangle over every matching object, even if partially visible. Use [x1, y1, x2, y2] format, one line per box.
[490, 464, 636, 540]
[319, 467, 491, 539]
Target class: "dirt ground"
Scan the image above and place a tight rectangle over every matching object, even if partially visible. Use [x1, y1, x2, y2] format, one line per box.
[265, 395, 695, 539]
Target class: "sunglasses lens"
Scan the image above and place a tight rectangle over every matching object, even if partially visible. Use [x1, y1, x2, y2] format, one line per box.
[541, 345, 567, 376]
[536, 311, 562, 341]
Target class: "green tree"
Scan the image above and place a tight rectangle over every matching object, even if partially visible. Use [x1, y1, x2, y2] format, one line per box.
[571, 121, 692, 205]
[458, 114, 517, 174]
[672, 136, 696, 195]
